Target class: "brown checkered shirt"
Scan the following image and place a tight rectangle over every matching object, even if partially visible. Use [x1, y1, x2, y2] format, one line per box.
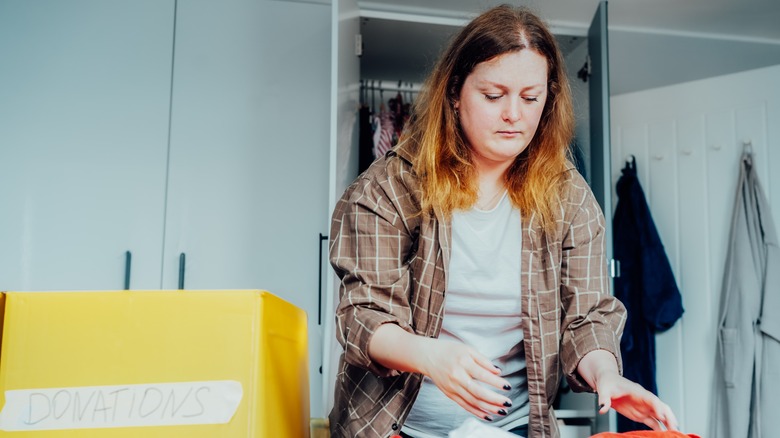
[329, 140, 626, 438]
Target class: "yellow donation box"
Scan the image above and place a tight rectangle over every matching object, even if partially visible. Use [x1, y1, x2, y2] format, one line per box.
[0, 290, 310, 437]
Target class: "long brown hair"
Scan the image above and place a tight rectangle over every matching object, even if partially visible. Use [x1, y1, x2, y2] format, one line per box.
[404, 4, 574, 233]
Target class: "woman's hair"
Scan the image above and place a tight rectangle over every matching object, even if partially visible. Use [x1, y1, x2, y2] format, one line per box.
[404, 4, 574, 233]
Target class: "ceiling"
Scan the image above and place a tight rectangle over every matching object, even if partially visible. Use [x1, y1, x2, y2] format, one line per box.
[359, 0, 780, 43]
[357, 0, 780, 94]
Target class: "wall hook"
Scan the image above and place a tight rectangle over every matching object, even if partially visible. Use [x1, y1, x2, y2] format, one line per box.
[577, 55, 591, 83]
[742, 139, 753, 154]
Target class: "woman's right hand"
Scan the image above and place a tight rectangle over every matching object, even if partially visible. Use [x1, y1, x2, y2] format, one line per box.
[369, 323, 512, 419]
[418, 338, 514, 420]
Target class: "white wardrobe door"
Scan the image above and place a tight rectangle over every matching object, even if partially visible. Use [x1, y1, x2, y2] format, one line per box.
[325, 0, 361, 416]
[0, 0, 174, 291]
[164, 0, 331, 416]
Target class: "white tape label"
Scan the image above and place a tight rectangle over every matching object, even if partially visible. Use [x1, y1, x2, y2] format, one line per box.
[0, 380, 243, 431]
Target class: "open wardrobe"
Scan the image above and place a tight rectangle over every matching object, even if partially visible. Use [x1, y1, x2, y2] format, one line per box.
[324, 1, 616, 434]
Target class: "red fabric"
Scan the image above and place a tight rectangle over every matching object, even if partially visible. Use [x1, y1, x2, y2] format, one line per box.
[591, 432, 701, 438]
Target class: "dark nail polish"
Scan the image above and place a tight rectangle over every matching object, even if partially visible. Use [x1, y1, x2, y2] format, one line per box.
[494, 364, 502, 371]
[503, 384, 512, 391]
[599, 403, 606, 409]
[484, 415, 493, 422]
[498, 409, 508, 416]
[503, 401, 512, 408]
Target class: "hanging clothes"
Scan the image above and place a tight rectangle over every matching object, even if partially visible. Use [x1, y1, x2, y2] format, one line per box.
[358, 104, 375, 174]
[712, 151, 780, 438]
[613, 157, 684, 432]
[360, 82, 418, 162]
[373, 105, 396, 160]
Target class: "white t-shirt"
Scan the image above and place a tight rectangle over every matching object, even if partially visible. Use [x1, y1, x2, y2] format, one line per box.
[403, 192, 530, 438]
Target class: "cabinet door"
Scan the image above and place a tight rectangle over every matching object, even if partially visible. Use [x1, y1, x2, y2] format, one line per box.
[323, 0, 361, 416]
[587, 1, 615, 433]
[589, 1, 613, 260]
[164, 0, 331, 416]
[0, 0, 174, 291]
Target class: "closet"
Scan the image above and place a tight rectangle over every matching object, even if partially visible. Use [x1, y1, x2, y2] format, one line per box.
[325, 0, 614, 434]
[0, 0, 331, 418]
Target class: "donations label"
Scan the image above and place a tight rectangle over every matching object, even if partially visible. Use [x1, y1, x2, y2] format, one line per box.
[0, 380, 243, 431]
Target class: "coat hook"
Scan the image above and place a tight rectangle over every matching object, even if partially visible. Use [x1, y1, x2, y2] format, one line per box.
[711, 144, 722, 151]
[653, 154, 664, 161]
[742, 139, 753, 154]
[681, 149, 693, 156]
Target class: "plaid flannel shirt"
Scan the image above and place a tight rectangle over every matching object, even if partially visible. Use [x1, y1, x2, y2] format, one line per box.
[329, 140, 626, 438]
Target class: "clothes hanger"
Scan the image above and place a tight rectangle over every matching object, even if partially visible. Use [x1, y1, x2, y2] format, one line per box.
[371, 80, 376, 113]
[379, 85, 385, 112]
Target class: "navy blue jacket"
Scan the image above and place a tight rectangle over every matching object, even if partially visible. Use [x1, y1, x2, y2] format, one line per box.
[613, 158, 684, 432]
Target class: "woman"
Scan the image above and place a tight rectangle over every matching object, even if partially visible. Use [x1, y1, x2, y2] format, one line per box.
[329, 5, 677, 437]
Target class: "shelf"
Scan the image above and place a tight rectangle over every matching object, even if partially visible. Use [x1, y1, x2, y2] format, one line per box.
[555, 409, 596, 420]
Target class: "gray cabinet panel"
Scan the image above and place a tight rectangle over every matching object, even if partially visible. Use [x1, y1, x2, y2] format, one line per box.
[0, 0, 175, 291]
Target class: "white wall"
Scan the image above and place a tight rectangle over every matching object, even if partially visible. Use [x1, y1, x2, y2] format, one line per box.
[610, 64, 780, 435]
[609, 30, 780, 95]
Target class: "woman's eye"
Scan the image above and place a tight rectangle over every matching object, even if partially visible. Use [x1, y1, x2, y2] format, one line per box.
[484, 94, 502, 101]
[523, 96, 539, 102]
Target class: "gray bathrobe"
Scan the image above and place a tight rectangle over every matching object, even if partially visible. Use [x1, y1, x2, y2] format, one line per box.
[713, 151, 780, 438]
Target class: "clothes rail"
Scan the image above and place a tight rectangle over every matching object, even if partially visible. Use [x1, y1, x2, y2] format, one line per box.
[360, 79, 422, 94]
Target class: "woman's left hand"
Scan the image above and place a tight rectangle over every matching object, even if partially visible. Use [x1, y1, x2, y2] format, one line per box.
[577, 349, 678, 432]
[595, 371, 678, 431]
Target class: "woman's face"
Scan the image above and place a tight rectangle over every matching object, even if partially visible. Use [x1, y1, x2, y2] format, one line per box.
[454, 49, 549, 171]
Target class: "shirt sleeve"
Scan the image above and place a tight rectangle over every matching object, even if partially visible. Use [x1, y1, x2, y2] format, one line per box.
[329, 174, 417, 378]
[558, 178, 627, 392]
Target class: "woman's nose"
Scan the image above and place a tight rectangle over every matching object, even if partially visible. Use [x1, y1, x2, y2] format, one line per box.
[502, 98, 522, 123]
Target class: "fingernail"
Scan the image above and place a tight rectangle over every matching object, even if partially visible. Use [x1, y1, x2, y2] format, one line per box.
[484, 415, 493, 422]
[503, 384, 511, 391]
[494, 364, 502, 371]
[498, 409, 507, 416]
[599, 403, 606, 410]
[503, 401, 512, 408]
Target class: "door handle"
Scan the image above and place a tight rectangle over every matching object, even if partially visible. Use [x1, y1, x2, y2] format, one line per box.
[178, 253, 186, 290]
[318, 233, 328, 325]
[124, 250, 132, 290]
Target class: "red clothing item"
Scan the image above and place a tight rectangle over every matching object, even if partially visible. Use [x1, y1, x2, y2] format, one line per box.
[592, 432, 700, 438]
